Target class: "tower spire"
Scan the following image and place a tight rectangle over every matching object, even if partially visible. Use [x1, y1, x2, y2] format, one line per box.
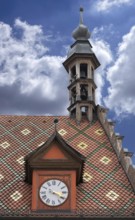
[79, 7, 84, 24]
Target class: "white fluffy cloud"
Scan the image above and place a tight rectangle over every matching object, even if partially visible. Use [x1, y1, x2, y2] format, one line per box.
[105, 26, 135, 117]
[2, 18, 128, 117]
[0, 19, 68, 115]
[0, 19, 114, 115]
[95, 0, 133, 12]
[91, 28, 113, 104]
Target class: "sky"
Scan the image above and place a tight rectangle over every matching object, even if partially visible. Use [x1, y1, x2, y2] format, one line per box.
[0, 0, 135, 163]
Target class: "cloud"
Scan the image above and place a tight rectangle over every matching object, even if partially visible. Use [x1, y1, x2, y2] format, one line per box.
[95, 0, 133, 12]
[104, 25, 135, 117]
[0, 19, 68, 115]
[92, 24, 119, 44]
[91, 28, 113, 104]
[0, 19, 114, 116]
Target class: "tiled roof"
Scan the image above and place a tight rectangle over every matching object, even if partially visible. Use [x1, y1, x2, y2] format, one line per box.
[1, 115, 135, 218]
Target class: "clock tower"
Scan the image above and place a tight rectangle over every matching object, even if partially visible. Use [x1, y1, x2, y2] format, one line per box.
[63, 8, 100, 123]
[25, 129, 85, 212]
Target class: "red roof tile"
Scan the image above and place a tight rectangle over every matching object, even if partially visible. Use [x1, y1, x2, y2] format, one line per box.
[1, 115, 135, 218]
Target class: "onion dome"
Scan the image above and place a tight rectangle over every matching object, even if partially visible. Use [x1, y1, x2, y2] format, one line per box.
[72, 7, 90, 41]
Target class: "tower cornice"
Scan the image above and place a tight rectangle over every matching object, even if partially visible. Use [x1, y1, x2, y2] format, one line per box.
[63, 53, 100, 72]
[67, 100, 96, 111]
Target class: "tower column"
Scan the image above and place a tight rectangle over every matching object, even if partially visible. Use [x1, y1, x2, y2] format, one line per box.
[69, 68, 72, 82]
[76, 82, 80, 101]
[88, 63, 91, 79]
[69, 89, 72, 105]
[88, 84, 92, 101]
[88, 105, 93, 121]
[76, 63, 80, 78]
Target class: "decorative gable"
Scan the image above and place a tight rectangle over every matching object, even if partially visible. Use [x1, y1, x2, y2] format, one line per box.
[42, 143, 68, 160]
[25, 131, 85, 185]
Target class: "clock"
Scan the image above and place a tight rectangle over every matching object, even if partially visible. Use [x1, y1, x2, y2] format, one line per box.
[39, 179, 69, 207]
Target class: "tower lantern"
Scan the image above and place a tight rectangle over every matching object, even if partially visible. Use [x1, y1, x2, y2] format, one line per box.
[63, 8, 100, 123]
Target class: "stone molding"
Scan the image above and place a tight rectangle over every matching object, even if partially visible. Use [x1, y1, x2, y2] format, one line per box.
[97, 105, 135, 191]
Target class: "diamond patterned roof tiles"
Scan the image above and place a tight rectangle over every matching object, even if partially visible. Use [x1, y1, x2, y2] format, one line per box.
[1, 115, 135, 218]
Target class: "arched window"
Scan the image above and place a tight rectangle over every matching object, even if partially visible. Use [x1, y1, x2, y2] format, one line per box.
[71, 108, 76, 117]
[71, 87, 76, 104]
[80, 84, 88, 100]
[71, 66, 76, 81]
[80, 64, 87, 79]
[81, 106, 88, 117]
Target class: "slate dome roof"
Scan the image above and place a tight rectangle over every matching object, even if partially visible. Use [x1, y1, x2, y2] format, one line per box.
[72, 23, 90, 40]
[72, 7, 90, 40]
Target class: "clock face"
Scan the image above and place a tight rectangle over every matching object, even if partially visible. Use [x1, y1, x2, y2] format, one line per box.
[39, 179, 69, 206]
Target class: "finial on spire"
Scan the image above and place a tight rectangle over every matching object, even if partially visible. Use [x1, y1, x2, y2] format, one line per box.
[54, 118, 59, 131]
[80, 7, 84, 24]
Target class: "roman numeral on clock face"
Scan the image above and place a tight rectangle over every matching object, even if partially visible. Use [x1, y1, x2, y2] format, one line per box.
[62, 191, 68, 194]
[52, 180, 56, 185]
[52, 200, 55, 205]
[42, 195, 47, 200]
[46, 198, 50, 204]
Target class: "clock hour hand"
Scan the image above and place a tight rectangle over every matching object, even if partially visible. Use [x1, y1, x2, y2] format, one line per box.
[53, 191, 63, 197]
[55, 192, 65, 199]
[54, 191, 62, 197]
[49, 189, 64, 198]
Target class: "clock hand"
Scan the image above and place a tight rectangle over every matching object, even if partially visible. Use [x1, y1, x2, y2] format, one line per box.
[55, 193, 65, 200]
[52, 191, 65, 198]
[53, 191, 62, 197]
[49, 189, 61, 196]
[49, 189, 65, 199]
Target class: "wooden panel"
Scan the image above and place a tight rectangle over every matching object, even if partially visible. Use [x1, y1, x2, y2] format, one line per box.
[32, 170, 76, 212]
[32, 170, 38, 210]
